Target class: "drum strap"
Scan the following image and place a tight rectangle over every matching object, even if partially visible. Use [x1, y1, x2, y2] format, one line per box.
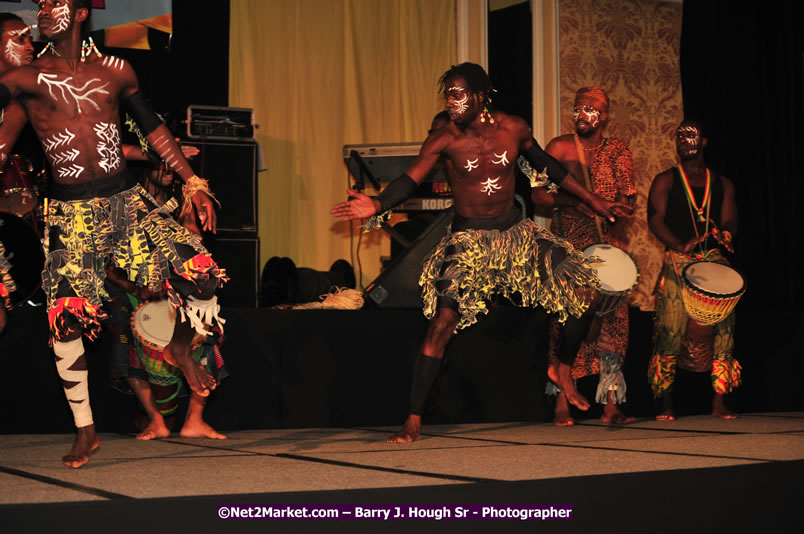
[573, 134, 604, 242]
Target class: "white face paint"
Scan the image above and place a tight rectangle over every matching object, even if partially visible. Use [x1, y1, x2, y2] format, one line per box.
[4, 38, 25, 67]
[37, 73, 110, 114]
[51, 4, 72, 35]
[447, 85, 469, 116]
[3, 25, 33, 67]
[480, 177, 502, 196]
[573, 105, 601, 128]
[492, 151, 509, 166]
[464, 158, 478, 172]
[676, 125, 702, 155]
[94, 122, 122, 173]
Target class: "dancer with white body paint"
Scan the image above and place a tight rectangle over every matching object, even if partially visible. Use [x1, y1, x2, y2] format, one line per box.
[0, 0, 227, 468]
[331, 63, 632, 442]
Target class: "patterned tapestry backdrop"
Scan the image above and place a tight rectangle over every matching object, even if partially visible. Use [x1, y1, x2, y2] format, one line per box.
[558, 0, 683, 311]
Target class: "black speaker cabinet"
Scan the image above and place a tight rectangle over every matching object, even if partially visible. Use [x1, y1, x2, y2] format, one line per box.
[180, 140, 258, 235]
[206, 236, 260, 308]
[364, 208, 454, 309]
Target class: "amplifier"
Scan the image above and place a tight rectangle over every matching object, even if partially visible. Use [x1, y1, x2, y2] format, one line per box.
[187, 105, 255, 141]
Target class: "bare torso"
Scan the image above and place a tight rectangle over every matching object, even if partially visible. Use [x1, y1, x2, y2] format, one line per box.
[416, 111, 526, 219]
[3, 53, 134, 185]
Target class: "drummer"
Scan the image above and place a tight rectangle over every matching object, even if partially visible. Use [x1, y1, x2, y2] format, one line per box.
[647, 119, 739, 420]
[532, 87, 637, 425]
[105, 157, 226, 441]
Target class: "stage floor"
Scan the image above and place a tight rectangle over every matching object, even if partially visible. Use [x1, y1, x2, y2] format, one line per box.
[1, 412, 802, 532]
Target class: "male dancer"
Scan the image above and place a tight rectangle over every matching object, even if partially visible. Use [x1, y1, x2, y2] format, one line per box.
[533, 87, 636, 425]
[647, 119, 739, 419]
[0, 0, 227, 467]
[332, 63, 631, 442]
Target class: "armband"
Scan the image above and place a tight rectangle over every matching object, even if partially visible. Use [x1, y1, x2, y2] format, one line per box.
[376, 173, 418, 212]
[522, 138, 569, 184]
[120, 90, 162, 136]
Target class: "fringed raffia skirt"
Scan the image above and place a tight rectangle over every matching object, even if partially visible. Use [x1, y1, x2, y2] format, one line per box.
[420, 212, 599, 331]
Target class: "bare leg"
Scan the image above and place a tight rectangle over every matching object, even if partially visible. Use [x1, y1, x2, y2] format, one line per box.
[388, 308, 458, 443]
[712, 393, 737, 419]
[656, 394, 675, 421]
[134, 380, 172, 440]
[548, 361, 590, 411]
[0, 306, 7, 336]
[553, 392, 575, 426]
[180, 392, 227, 439]
[600, 390, 636, 424]
[63, 424, 100, 468]
[163, 320, 215, 397]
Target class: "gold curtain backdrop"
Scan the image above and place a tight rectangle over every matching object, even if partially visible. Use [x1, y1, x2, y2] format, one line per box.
[229, 0, 456, 286]
[558, 0, 683, 311]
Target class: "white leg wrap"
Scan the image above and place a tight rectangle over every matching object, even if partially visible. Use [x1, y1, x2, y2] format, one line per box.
[179, 295, 226, 337]
[53, 338, 93, 428]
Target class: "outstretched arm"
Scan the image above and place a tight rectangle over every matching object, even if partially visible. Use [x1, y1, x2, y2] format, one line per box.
[331, 131, 446, 221]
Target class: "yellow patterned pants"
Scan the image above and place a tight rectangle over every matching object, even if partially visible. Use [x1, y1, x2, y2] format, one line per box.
[648, 251, 740, 396]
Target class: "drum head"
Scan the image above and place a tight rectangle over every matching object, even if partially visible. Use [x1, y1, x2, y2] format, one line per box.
[683, 261, 744, 297]
[132, 300, 176, 350]
[0, 212, 44, 307]
[583, 244, 639, 293]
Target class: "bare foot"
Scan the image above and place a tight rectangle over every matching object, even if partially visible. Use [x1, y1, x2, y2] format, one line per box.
[548, 362, 590, 411]
[180, 419, 227, 439]
[601, 391, 636, 424]
[387, 415, 421, 443]
[553, 393, 575, 426]
[163, 343, 214, 397]
[712, 393, 738, 419]
[137, 419, 171, 440]
[601, 405, 636, 425]
[63, 425, 100, 469]
[656, 394, 675, 421]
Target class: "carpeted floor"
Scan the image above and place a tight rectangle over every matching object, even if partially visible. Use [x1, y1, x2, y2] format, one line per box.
[1, 413, 802, 533]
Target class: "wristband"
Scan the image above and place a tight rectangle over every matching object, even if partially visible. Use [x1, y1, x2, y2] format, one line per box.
[182, 175, 220, 219]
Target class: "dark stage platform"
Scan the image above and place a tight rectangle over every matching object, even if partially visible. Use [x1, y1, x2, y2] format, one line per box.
[0, 303, 801, 436]
[1, 304, 802, 532]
